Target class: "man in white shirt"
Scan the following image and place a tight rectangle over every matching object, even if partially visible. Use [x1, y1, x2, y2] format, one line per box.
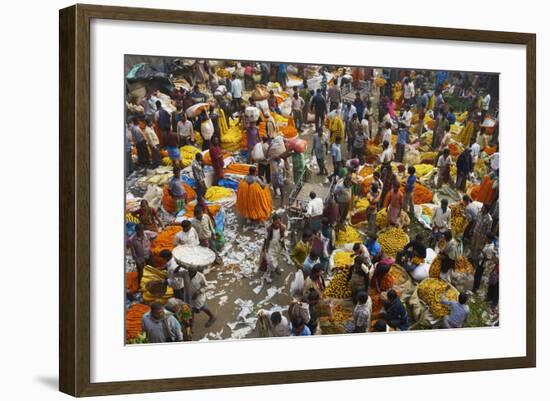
[462, 195, 480, 239]
[490, 150, 499, 171]
[188, 268, 216, 327]
[159, 249, 188, 301]
[143, 118, 161, 167]
[352, 242, 372, 268]
[230, 73, 243, 113]
[432, 199, 451, 241]
[291, 93, 305, 130]
[470, 141, 481, 162]
[403, 78, 415, 106]
[258, 309, 291, 337]
[436, 148, 453, 188]
[382, 121, 392, 144]
[361, 116, 370, 139]
[143, 91, 158, 121]
[400, 104, 413, 128]
[306, 191, 324, 231]
[306, 191, 324, 217]
[177, 113, 194, 145]
[379, 140, 393, 165]
[482, 91, 491, 119]
[174, 220, 200, 247]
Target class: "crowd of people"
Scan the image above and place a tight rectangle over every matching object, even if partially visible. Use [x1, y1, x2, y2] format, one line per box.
[125, 60, 500, 343]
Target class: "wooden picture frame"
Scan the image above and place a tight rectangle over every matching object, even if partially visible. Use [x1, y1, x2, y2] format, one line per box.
[59, 3, 536, 397]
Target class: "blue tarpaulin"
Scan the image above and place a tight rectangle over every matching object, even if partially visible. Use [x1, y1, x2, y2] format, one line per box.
[217, 179, 239, 190]
[214, 208, 225, 232]
[181, 176, 196, 188]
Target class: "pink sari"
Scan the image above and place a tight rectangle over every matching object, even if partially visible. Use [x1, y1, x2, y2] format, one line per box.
[385, 97, 396, 119]
[209, 144, 225, 185]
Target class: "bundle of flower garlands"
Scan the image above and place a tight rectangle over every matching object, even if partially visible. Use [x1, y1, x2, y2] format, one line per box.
[429, 255, 442, 278]
[205, 186, 234, 202]
[276, 114, 299, 139]
[378, 227, 409, 257]
[332, 251, 355, 269]
[417, 278, 459, 319]
[450, 202, 468, 236]
[324, 268, 352, 299]
[235, 180, 272, 221]
[161, 181, 196, 213]
[367, 144, 383, 155]
[140, 266, 174, 303]
[335, 225, 364, 246]
[421, 205, 434, 218]
[428, 251, 475, 278]
[399, 182, 433, 204]
[224, 163, 254, 176]
[375, 208, 411, 229]
[420, 151, 438, 164]
[150, 226, 181, 267]
[358, 165, 374, 178]
[455, 256, 475, 274]
[375, 208, 388, 228]
[221, 125, 243, 153]
[413, 164, 434, 178]
[183, 202, 221, 218]
[389, 264, 409, 285]
[374, 76, 386, 87]
[126, 304, 150, 342]
[180, 145, 202, 167]
[355, 198, 370, 210]
[161, 182, 196, 214]
[125, 271, 139, 294]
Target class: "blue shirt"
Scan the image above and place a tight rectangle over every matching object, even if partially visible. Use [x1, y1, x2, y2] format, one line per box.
[405, 174, 416, 193]
[291, 324, 311, 336]
[331, 143, 342, 162]
[311, 94, 327, 113]
[365, 240, 381, 257]
[312, 134, 325, 160]
[168, 177, 186, 198]
[397, 129, 409, 145]
[303, 256, 318, 275]
[435, 71, 448, 87]
[440, 295, 469, 328]
[354, 99, 365, 120]
[447, 112, 456, 125]
[385, 298, 409, 331]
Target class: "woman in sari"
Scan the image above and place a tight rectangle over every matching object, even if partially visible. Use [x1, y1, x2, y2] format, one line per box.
[385, 96, 396, 119]
[368, 262, 394, 314]
[135, 199, 162, 232]
[209, 136, 225, 186]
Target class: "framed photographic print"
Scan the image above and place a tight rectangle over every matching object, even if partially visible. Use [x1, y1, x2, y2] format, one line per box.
[59, 3, 536, 397]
